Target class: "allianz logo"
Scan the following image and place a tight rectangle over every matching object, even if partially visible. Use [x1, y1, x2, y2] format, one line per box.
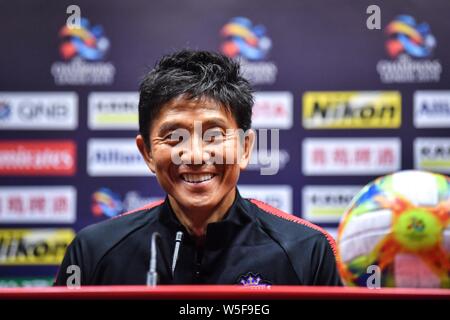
[92, 149, 143, 164]
[417, 100, 450, 115]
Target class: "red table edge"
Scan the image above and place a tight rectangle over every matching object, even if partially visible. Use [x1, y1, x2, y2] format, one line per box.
[0, 285, 449, 299]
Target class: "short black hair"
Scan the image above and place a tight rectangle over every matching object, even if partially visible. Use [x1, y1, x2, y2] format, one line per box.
[138, 50, 253, 147]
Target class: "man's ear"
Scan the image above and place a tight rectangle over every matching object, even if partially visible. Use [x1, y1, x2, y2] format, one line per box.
[239, 129, 256, 170]
[136, 135, 156, 173]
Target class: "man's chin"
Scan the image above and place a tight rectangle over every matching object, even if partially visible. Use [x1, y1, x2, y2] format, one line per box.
[178, 196, 215, 209]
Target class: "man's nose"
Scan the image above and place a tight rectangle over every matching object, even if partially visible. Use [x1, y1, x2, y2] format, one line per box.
[179, 135, 209, 165]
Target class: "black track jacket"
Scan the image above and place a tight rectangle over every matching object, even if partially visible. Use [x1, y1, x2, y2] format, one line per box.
[54, 190, 342, 286]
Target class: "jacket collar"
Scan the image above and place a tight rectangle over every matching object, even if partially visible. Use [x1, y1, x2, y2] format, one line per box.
[158, 188, 255, 248]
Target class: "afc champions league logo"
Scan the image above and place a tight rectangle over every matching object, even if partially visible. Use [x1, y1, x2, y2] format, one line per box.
[377, 15, 442, 83]
[51, 15, 115, 85]
[91, 188, 124, 218]
[220, 17, 272, 61]
[385, 15, 436, 59]
[220, 17, 277, 86]
[59, 17, 110, 61]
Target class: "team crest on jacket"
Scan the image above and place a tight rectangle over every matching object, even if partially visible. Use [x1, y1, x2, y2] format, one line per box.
[238, 272, 271, 286]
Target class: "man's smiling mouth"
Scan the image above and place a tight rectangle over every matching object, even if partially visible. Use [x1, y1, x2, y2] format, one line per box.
[180, 173, 216, 184]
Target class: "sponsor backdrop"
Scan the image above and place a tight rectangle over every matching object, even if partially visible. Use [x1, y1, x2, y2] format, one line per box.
[0, 0, 449, 285]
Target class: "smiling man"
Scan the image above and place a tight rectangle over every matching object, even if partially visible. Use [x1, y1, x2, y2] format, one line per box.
[54, 50, 341, 286]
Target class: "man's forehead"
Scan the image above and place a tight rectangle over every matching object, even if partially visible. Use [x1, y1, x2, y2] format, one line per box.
[155, 96, 235, 123]
[151, 95, 237, 134]
[161, 95, 225, 113]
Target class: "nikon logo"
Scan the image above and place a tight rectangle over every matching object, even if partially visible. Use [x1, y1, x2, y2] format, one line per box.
[303, 91, 401, 129]
[0, 229, 74, 265]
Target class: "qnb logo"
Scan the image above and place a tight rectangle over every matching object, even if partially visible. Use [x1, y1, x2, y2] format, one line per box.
[91, 188, 124, 218]
[17, 101, 69, 121]
[385, 15, 436, 59]
[59, 17, 110, 61]
[220, 17, 272, 61]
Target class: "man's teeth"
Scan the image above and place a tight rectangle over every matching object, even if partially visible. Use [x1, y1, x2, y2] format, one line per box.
[181, 174, 214, 183]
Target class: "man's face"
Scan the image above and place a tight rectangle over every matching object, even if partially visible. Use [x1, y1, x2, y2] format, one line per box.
[136, 96, 254, 213]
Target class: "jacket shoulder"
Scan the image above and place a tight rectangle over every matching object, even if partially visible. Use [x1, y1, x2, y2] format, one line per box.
[245, 198, 341, 285]
[74, 201, 163, 269]
[77, 200, 163, 243]
[246, 198, 337, 255]
[55, 201, 163, 285]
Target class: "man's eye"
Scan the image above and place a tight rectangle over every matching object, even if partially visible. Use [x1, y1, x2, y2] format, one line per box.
[164, 133, 183, 143]
[204, 130, 225, 142]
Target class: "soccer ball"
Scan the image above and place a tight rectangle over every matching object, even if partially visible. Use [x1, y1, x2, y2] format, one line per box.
[336, 170, 450, 288]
